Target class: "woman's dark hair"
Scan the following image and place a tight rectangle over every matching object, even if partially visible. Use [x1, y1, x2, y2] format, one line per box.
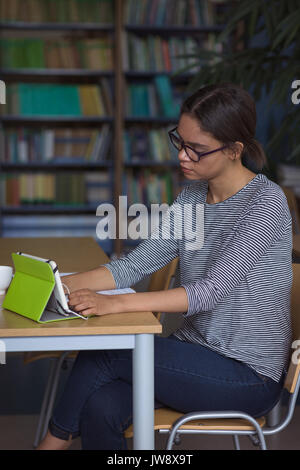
[180, 83, 267, 172]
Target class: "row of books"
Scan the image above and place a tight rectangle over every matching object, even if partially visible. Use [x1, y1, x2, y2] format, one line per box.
[0, 0, 114, 23]
[126, 76, 185, 118]
[1, 81, 113, 116]
[0, 172, 111, 206]
[123, 168, 183, 206]
[124, 0, 218, 26]
[1, 126, 112, 163]
[123, 34, 202, 72]
[0, 38, 114, 70]
[1, 78, 184, 118]
[2, 125, 180, 164]
[123, 127, 178, 163]
[0, 168, 184, 208]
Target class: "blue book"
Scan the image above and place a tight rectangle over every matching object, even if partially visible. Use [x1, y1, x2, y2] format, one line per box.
[154, 75, 177, 117]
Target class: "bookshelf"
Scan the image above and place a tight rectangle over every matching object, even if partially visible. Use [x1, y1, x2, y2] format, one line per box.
[120, 0, 228, 254]
[0, 0, 231, 256]
[0, 0, 116, 254]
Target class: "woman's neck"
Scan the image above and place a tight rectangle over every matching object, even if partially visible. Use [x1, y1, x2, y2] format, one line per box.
[206, 167, 257, 204]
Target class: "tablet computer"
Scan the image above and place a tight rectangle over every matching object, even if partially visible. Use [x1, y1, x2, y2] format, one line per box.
[16, 252, 87, 321]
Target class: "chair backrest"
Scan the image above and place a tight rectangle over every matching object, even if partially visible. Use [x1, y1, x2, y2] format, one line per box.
[284, 263, 300, 393]
[148, 257, 178, 320]
[282, 186, 300, 235]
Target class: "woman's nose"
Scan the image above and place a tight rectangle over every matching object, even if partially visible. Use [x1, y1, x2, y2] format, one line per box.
[178, 147, 190, 162]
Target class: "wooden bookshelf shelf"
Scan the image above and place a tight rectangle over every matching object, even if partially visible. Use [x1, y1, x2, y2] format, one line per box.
[0, 22, 114, 32]
[0, 116, 113, 127]
[1, 69, 114, 84]
[124, 161, 179, 168]
[125, 117, 178, 124]
[125, 24, 224, 34]
[0, 205, 100, 215]
[124, 71, 194, 81]
[0, 162, 113, 171]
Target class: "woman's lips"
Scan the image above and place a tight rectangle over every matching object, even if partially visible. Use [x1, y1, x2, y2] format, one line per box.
[180, 166, 193, 173]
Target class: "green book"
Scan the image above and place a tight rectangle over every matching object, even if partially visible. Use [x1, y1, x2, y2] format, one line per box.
[18, 85, 82, 116]
[59, 85, 82, 116]
[25, 39, 45, 68]
[18, 84, 33, 115]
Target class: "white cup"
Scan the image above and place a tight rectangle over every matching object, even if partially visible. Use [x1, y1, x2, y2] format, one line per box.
[0, 266, 13, 295]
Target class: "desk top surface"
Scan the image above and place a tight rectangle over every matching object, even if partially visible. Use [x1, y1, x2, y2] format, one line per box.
[0, 237, 162, 337]
[0, 236, 109, 272]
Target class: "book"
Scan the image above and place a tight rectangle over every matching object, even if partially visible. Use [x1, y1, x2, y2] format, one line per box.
[0, 0, 114, 23]
[124, 0, 219, 26]
[4, 83, 114, 117]
[154, 75, 179, 118]
[2, 127, 112, 162]
[124, 168, 180, 206]
[124, 33, 203, 72]
[126, 76, 183, 118]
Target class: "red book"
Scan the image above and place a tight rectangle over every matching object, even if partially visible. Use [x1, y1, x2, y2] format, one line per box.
[162, 40, 172, 72]
[149, 0, 159, 25]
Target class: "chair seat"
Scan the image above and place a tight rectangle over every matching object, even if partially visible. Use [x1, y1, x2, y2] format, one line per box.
[124, 407, 266, 438]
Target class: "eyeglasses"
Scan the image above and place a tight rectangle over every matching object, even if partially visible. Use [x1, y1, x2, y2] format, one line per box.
[168, 127, 228, 162]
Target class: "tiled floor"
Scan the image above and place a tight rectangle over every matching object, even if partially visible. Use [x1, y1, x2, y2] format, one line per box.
[0, 406, 299, 450]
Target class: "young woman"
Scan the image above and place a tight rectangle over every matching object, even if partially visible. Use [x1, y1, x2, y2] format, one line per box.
[38, 83, 292, 450]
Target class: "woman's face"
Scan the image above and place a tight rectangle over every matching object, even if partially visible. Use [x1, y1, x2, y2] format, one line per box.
[176, 113, 234, 181]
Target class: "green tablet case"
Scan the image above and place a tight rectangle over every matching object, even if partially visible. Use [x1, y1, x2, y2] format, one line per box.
[2, 253, 79, 323]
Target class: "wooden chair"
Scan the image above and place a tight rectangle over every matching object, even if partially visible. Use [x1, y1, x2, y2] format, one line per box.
[27, 257, 179, 447]
[147, 257, 178, 321]
[125, 263, 300, 450]
[282, 186, 300, 235]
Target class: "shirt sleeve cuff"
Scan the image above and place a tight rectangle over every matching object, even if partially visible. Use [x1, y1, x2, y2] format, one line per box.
[182, 283, 199, 317]
[182, 280, 212, 316]
[101, 262, 124, 289]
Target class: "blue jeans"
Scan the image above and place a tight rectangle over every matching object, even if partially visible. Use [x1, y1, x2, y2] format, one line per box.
[49, 335, 284, 450]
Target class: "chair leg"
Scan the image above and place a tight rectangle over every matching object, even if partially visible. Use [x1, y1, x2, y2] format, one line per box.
[33, 358, 57, 448]
[40, 352, 70, 441]
[233, 435, 240, 450]
[33, 352, 70, 447]
[250, 432, 267, 450]
[258, 434, 268, 450]
[266, 400, 281, 427]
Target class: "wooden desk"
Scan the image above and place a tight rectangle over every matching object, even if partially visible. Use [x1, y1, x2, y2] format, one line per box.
[0, 237, 108, 272]
[293, 235, 300, 257]
[0, 237, 161, 449]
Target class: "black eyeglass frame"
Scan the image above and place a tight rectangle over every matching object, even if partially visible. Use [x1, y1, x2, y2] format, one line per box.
[168, 126, 229, 162]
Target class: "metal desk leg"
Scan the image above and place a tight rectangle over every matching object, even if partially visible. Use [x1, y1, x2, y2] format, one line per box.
[132, 334, 154, 450]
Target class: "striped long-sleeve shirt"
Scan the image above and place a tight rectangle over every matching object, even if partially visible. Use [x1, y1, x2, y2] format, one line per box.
[104, 173, 293, 382]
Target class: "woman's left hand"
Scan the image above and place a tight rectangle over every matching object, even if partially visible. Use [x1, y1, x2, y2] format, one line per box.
[68, 289, 119, 317]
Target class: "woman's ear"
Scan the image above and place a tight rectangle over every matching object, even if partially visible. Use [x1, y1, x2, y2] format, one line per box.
[230, 141, 244, 161]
